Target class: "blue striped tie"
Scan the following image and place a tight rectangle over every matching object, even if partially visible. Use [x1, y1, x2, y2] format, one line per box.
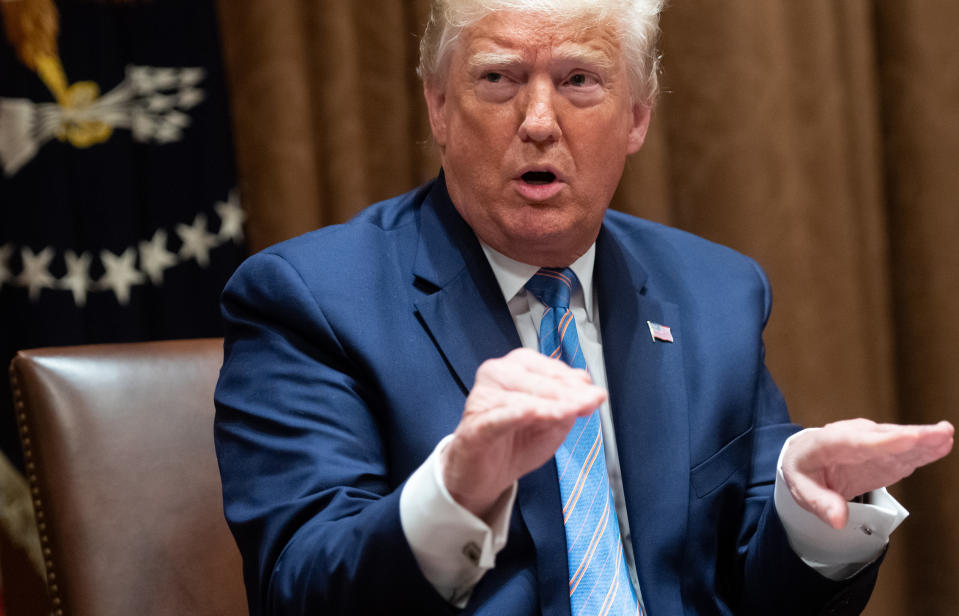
[525, 268, 643, 616]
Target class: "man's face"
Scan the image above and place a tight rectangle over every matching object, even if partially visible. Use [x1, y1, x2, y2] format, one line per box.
[424, 11, 651, 266]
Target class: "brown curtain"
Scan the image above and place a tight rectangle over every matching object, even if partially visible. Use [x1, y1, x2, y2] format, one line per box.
[216, 1, 959, 614]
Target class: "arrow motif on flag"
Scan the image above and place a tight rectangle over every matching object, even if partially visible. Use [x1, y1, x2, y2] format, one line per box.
[0, 64, 206, 177]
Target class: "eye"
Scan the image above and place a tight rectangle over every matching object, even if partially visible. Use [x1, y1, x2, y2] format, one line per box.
[561, 71, 604, 106]
[566, 73, 595, 88]
[475, 70, 517, 102]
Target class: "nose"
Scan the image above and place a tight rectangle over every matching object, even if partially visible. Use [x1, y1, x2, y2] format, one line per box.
[518, 78, 561, 144]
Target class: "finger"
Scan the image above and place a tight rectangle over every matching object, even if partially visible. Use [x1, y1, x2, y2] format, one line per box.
[480, 356, 605, 402]
[850, 427, 952, 468]
[897, 421, 954, 468]
[503, 348, 596, 385]
[803, 421, 953, 467]
[871, 422, 955, 452]
[473, 361, 607, 410]
[490, 390, 602, 426]
[463, 387, 601, 442]
[891, 435, 954, 474]
[874, 420, 954, 436]
[520, 385, 602, 422]
[914, 421, 955, 450]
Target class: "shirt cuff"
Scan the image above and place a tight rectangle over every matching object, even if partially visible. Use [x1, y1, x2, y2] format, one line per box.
[399, 434, 517, 606]
[774, 429, 909, 580]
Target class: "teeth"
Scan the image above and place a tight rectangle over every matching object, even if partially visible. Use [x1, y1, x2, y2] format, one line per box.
[522, 171, 555, 185]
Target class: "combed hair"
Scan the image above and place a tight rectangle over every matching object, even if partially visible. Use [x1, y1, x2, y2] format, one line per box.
[418, 0, 664, 106]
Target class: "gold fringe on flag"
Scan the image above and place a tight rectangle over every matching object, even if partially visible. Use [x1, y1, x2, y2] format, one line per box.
[1, 0, 70, 102]
[0, 0, 59, 72]
[1, 0, 144, 103]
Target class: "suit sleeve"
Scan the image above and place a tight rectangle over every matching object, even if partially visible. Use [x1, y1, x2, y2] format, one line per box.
[734, 260, 882, 615]
[213, 251, 455, 616]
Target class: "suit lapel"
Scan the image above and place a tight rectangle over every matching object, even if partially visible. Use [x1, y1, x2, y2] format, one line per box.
[596, 225, 690, 614]
[411, 178, 520, 393]
[411, 178, 571, 616]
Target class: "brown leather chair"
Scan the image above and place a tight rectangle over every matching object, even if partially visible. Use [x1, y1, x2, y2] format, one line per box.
[8, 339, 247, 616]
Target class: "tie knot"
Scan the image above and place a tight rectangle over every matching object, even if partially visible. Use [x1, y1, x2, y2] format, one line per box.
[525, 268, 579, 309]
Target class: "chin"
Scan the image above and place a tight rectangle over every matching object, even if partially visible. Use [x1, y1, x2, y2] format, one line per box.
[499, 224, 593, 266]
[514, 206, 594, 240]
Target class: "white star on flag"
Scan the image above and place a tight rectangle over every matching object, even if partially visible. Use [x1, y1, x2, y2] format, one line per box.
[99, 247, 145, 305]
[0, 244, 13, 287]
[215, 191, 245, 243]
[17, 246, 56, 301]
[60, 251, 93, 307]
[139, 229, 178, 284]
[177, 213, 218, 267]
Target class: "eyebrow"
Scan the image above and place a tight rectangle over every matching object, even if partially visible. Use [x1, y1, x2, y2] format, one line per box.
[466, 51, 526, 71]
[466, 46, 615, 73]
[553, 43, 615, 72]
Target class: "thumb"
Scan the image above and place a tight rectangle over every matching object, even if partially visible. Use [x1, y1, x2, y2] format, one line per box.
[785, 469, 850, 530]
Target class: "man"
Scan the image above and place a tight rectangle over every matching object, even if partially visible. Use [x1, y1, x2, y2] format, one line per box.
[214, 1, 953, 614]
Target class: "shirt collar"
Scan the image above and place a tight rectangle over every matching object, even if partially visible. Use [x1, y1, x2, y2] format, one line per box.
[480, 243, 597, 321]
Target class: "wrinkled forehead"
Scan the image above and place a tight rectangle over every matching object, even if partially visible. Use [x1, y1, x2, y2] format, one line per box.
[455, 11, 623, 69]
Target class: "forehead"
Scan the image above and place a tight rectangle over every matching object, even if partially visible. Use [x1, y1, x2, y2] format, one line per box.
[457, 11, 622, 65]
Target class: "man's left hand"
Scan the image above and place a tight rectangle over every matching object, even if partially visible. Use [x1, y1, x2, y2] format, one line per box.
[781, 419, 954, 529]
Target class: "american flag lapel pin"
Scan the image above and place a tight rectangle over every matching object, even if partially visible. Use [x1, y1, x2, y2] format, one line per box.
[647, 321, 674, 343]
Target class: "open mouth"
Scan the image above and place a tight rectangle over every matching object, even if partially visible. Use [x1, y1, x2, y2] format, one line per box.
[521, 171, 556, 185]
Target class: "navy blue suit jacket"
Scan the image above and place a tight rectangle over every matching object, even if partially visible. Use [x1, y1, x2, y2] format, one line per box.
[214, 176, 880, 615]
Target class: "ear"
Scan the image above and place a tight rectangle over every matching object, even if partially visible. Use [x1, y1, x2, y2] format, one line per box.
[423, 80, 448, 147]
[625, 102, 652, 155]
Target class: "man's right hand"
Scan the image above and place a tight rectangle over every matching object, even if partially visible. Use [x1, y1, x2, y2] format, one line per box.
[441, 348, 607, 520]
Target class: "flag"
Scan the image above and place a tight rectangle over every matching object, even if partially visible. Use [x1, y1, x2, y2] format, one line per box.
[0, 0, 244, 469]
[647, 320, 674, 343]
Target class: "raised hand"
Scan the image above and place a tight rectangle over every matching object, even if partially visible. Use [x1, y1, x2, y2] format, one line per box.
[781, 418, 954, 529]
[441, 348, 606, 520]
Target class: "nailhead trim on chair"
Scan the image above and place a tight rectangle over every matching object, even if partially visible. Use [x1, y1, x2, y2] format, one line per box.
[9, 359, 65, 616]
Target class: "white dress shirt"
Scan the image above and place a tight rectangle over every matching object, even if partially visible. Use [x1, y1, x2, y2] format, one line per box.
[400, 242, 906, 605]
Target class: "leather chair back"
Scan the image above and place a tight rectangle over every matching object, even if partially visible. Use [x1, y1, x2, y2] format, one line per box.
[9, 339, 246, 616]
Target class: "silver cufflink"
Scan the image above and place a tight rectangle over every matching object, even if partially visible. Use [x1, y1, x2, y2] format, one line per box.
[462, 541, 481, 565]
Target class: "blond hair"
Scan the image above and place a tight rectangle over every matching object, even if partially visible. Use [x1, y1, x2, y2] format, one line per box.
[418, 0, 664, 105]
